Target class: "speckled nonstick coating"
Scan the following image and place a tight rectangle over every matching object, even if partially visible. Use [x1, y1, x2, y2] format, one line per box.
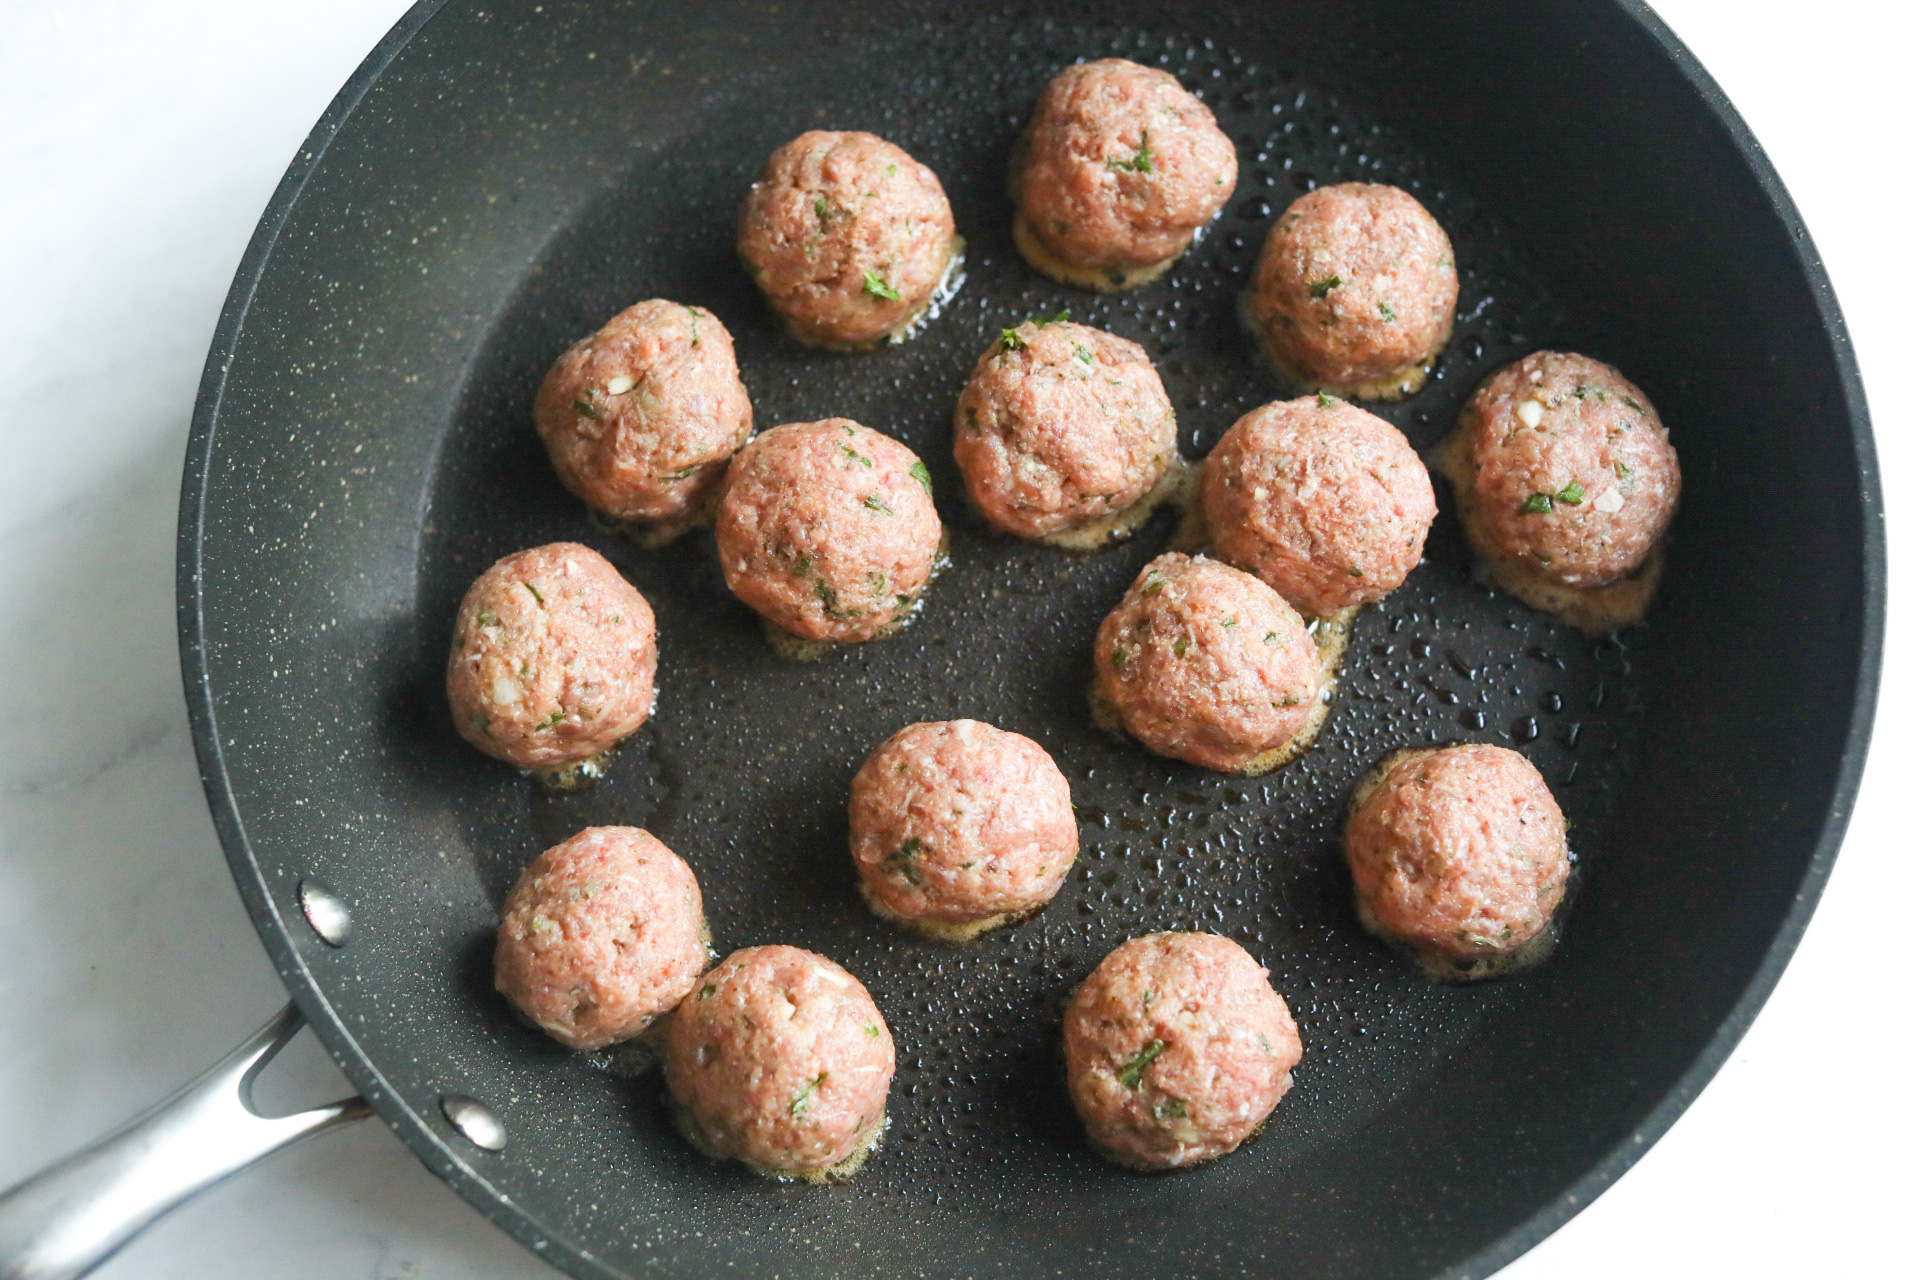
[177, 2, 1881, 1279]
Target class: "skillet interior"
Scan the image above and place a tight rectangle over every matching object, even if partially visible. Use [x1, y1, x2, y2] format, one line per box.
[178, 2, 1880, 1278]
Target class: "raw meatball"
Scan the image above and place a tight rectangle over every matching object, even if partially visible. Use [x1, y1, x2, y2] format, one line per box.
[952, 315, 1178, 545]
[1203, 395, 1436, 617]
[533, 300, 753, 533]
[1012, 59, 1237, 291]
[1245, 183, 1457, 400]
[1446, 351, 1680, 598]
[715, 419, 943, 645]
[446, 543, 657, 781]
[1064, 932, 1302, 1170]
[1094, 553, 1324, 775]
[493, 827, 708, 1051]
[664, 946, 895, 1182]
[849, 720, 1077, 941]
[1345, 744, 1570, 980]
[737, 131, 960, 350]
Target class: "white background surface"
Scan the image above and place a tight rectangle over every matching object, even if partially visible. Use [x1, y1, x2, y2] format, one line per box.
[0, 1, 1911, 1276]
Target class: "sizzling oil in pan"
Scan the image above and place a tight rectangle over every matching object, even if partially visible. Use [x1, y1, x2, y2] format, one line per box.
[421, 17, 1652, 1213]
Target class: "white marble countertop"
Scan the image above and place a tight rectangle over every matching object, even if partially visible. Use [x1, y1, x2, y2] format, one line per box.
[0, 1, 1910, 1276]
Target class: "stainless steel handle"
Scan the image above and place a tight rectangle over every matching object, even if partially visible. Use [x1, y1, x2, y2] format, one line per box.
[0, 1003, 370, 1280]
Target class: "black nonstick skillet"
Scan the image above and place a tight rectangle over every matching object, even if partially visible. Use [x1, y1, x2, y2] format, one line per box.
[0, 2, 1881, 1278]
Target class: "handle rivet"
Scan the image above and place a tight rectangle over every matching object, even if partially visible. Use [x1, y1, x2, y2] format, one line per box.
[298, 878, 353, 947]
[440, 1094, 506, 1151]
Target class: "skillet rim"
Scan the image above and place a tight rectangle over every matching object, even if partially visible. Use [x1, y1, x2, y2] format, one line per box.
[173, 2, 1885, 1277]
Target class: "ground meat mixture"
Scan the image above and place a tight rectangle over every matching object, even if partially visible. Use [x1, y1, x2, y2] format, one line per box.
[1345, 744, 1571, 979]
[1065, 932, 1302, 1169]
[848, 719, 1077, 940]
[953, 315, 1176, 542]
[1447, 351, 1679, 588]
[738, 131, 960, 349]
[664, 945, 895, 1182]
[533, 299, 754, 532]
[1012, 59, 1237, 291]
[1094, 553, 1322, 774]
[714, 419, 943, 644]
[446, 543, 657, 777]
[494, 826, 708, 1051]
[1203, 395, 1435, 617]
[1245, 183, 1457, 400]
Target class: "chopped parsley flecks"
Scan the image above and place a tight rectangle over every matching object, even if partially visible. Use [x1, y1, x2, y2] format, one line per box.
[1308, 274, 1342, 299]
[699, 983, 716, 999]
[1173, 637, 1190, 657]
[789, 1073, 827, 1118]
[476, 610, 500, 627]
[521, 581, 545, 604]
[862, 1021, 880, 1038]
[814, 578, 860, 620]
[658, 464, 700, 480]
[1317, 391, 1338, 408]
[999, 308, 1071, 354]
[909, 461, 932, 493]
[840, 443, 874, 469]
[1116, 1039, 1167, 1089]
[1555, 481, 1586, 505]
[1152, 1097, 1189, 1121]
[1074, 344, 1094, 365]
[1263, 630, 1281, 645]
[1106, 130, 1154, 174]
[1141, 569, 1166, 596]
[1575, 383, 1644, 414]
[861, 269, 900, 301]
[885, 163, 898, 177]
[1348, 564, 1365, 578]
[864, 493, 893, 515]
[1520, 493, 1554, 515]
[538, 710, 565, 729]
[685, 305, 701, 346]
[1378, 299, 1397, 322]
[1110, 645, 1128, 669]
[573, 398, 600, 419]
[1221, 615, 1237, 628]
[886, 836, 925, 886]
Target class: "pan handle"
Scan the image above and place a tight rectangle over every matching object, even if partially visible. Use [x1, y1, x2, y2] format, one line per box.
[0, 1003, 370, 1280]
